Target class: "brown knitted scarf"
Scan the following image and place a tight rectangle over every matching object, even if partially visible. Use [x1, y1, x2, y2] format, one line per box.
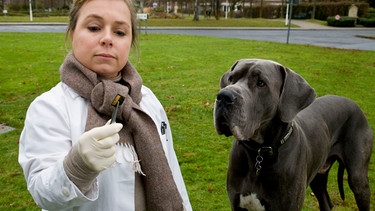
[60, 51, 183, 210]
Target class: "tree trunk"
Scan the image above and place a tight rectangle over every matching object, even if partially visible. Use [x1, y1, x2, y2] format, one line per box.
[311, 0, 316, 19]
[215, 0, 220, 20]
[193, 0, 199, 21]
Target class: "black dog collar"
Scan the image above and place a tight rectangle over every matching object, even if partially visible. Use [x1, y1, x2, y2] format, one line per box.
[240, 121, 294, 175]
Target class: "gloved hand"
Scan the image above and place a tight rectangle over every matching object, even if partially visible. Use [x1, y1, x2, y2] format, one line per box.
[77, 122, 123, 172]
[64, 122, 122, 193]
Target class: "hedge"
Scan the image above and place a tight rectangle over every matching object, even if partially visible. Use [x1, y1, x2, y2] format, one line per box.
[358, 18, 375, 27]
[239, 1, 369, 20]
[327, 16, 356, 27]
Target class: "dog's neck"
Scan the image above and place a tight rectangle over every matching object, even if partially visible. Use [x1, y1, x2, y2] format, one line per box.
[240, 117, 294, 176]
[252, 117, 291, 146]
[241, 117, 294, 157]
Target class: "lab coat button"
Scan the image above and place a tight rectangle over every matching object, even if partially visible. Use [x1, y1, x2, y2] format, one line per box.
[62, 187, 70, 197]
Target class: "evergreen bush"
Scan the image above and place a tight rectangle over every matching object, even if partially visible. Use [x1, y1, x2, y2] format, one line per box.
[327, 16, 356, 27]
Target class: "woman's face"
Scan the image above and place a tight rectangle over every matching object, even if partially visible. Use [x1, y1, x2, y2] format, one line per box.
[70, 0, 132, 79]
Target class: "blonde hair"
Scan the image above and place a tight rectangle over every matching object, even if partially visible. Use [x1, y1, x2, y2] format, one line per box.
[66, 0, 139, 49]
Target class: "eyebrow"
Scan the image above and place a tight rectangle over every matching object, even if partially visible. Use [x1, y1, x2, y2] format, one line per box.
[84, 14, 130, 27]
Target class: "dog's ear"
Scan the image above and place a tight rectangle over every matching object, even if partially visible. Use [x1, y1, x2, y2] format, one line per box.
[278, 65, 316, 122]
[220, 61, 239, 88]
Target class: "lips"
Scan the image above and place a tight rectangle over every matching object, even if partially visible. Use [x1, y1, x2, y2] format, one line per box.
[217, 120, 233, 137]
[95, 53, 115, 59]
[214, 104, 233, 137]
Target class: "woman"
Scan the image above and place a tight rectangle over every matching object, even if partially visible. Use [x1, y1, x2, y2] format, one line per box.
[18, 0, 191, 210]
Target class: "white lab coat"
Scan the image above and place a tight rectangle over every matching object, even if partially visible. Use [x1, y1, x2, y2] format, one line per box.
[19, 82, 192, 211]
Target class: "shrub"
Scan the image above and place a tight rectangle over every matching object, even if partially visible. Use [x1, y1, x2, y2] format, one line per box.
[240, 2, 370, 20]
[358, 18, 375, 27]
[314, 2, 369, 20]
[368, 8, 375, 18]
[327, 16, 356, 27]
[242, 5, 282, 19]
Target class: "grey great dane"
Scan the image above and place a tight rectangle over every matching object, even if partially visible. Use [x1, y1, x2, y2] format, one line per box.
[214, 59, 373, 211]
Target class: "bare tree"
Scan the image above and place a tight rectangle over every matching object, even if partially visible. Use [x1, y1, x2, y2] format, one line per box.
[193, 0, 199, 20]
[311, 0, 316, 19]
[215, 0, 220, 19]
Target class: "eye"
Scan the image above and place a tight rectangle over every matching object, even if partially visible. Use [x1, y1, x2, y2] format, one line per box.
[228, 76, 233, 83]
[88, 26, 100, 32]
[115, 30, 126, 36]
[257, 80, 265, 87]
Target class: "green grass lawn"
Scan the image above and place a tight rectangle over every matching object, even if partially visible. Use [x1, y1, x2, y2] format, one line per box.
[1, 15, 69, 23]
[1, 15, 294, 28]
[0, 32, 374, 210]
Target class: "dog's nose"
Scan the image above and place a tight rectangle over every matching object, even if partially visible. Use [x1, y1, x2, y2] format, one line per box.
[216, 89, 236, 105]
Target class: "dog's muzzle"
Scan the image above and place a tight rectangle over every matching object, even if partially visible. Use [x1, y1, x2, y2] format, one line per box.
[214, 89, 237, 137]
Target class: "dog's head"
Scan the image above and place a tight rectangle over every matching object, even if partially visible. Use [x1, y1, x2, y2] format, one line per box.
[214, 59, 316, 142]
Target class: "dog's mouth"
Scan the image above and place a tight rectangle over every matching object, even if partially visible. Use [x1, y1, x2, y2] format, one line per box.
[214, 88, 248, 139]
[215, 109, 248, 139]
[215, 105, 249, 140]
[215, 116, 233, 137]
[216, 119, 248, 141]
[215, 89, 236, 137]
[214, 99, 233, 137]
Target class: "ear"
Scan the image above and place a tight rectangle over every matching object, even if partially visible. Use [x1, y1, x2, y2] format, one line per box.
[220, 61, 239, 88]
[278, 66, 316, 122]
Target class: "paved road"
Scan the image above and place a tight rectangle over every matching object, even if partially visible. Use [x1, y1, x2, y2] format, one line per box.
[1, 23, 374, 51]
[142, 28, 375, 51]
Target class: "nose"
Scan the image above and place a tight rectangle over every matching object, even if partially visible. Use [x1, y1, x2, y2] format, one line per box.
[216, 89, 236, 105]
[100, 30, 113, 47]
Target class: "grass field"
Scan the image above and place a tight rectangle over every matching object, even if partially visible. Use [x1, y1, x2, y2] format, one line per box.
[1, 15, 294, 28]
[0, 32, 374, 210]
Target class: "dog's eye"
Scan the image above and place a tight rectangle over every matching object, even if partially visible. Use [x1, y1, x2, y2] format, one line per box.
[228, 76, 233, 83]
[257, 80, 265, 87]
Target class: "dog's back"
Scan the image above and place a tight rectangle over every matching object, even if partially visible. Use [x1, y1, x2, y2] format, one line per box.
[297, 95, 373, 158]
[297, 95, 373, 210]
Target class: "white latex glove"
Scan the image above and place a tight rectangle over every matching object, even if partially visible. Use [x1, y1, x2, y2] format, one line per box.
[77, 122, 123, 172]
